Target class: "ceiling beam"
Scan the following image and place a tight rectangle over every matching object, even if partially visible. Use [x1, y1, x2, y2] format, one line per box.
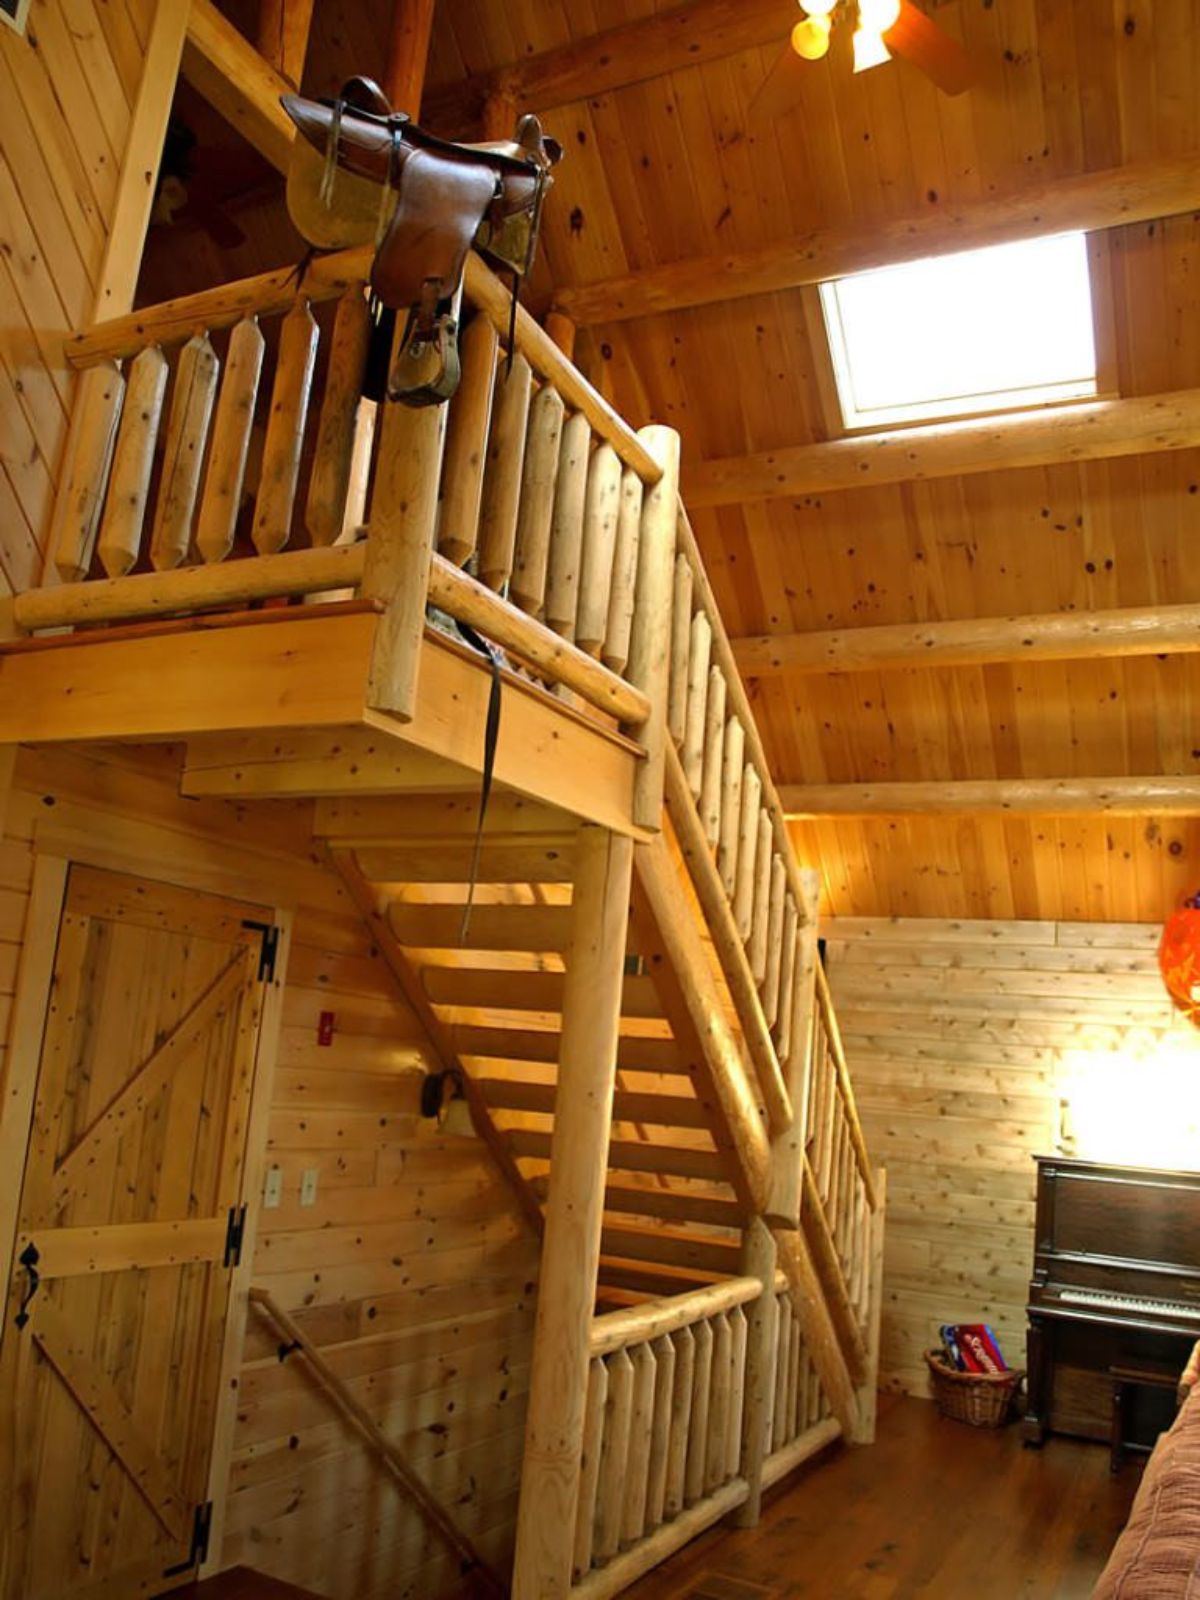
[421, 0, 790, 134]
[183, 0, 296, 172]
[554, 155, 1200, 327]
[685, 388, 1200, 506]
[732, 599, 1200, 679]
[781, 776, 1200, 818]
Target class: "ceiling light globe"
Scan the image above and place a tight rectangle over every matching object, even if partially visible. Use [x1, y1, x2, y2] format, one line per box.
[792, 16, 832, 58]
[852, 26, 891, 71]
[859, 0, 901, 30]
[801, 0, 838, 15]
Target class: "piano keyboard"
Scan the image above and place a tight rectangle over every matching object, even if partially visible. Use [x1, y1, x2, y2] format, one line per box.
[1059, 1287, 1200, 1321]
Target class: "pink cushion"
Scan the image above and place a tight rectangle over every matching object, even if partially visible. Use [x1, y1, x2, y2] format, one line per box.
[1094, 1390, 1200, 1598]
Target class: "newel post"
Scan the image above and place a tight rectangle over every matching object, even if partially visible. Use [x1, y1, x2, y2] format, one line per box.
[626, 426, 681, 831]
[512, 826, 634, 1599]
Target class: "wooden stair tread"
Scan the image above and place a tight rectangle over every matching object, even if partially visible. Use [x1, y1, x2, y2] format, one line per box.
[423, 965, 663, 1017]
[508, 1128, 726, 1181]
[478, 1076, 710, 1129]
[453, 1023, 683, 1072]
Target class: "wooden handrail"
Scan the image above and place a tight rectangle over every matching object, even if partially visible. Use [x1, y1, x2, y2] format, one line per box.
[814, 962, 877, 1210]
[248, 1286, 508, 1598]
[589, 1276, 763, 1358]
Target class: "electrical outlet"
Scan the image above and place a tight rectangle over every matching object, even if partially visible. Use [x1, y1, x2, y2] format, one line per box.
[263, 1165, 283, 1209]
[300, 1168, 319, 1207]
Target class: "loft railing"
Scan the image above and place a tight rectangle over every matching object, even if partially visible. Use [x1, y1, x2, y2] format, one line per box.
[22, 247, 679, 824]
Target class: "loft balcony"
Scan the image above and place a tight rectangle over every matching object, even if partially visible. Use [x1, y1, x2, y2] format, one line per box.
[3, 250, 678, 838]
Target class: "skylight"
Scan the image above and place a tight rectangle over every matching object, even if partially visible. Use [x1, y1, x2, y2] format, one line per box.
[819, 232, 1100, 430]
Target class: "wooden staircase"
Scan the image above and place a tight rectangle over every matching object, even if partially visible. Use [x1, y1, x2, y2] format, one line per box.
[367, 850, 747, 1307]
[16, 233, 886, 1600]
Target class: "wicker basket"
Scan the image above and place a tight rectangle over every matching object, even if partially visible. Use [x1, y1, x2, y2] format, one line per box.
[925, 1349, 1025, 1428]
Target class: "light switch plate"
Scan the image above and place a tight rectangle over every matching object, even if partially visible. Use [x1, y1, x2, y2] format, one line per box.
[263, 1165, 283, 1209]
[300, 1168, 319, 1207]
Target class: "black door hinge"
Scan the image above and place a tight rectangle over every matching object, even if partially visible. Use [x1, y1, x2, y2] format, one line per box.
[241, 919, 279, 983]
[163, 1500, 213, 1577]
[223, 1203, 247, 1268]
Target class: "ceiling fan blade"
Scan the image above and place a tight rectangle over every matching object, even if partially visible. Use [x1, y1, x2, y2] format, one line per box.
[747, 39, 809, 126]
[885, 0, 974, 95]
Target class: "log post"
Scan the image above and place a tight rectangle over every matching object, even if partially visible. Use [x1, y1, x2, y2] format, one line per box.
[513, 826, 634, 1600]
[361, 314, 449, 718]
[853, 1168, 888, 1444]
[384, 0, 436, 111]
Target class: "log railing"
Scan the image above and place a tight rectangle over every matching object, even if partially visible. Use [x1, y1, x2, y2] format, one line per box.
[571, 1279, 760, 1598]
[29, 246, 679, 817]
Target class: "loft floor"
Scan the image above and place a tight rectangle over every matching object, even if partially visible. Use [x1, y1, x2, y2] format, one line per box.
[623, 1394, 1140, 1600]
[0, 603, 648, 837]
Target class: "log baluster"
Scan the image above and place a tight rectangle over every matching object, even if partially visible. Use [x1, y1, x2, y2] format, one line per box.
[717, 718, 746, 894]
[699, 669, 727, 849]
[748, 811, 773, 983]
[594, 1347, 635, 1566]
[667, 552, 693, 749]
[704, 1312, 732, 1494]
[196, 316, 265, 564]
[577, 442, 622, 657]
[306, 286, 371, 546]
[663, 1324, 695, 1521]
[438, 313, 500, 568]
[97, 346, 167, 577]
[621, 1342, 657, 1550]
[681, 610, 712, 800]
[151, 333, 220, 570]
[772, 1292, 792, 1452]
[545, 411, 591, 637]
[644, 1334, 675, 1533]
[683, 1318, 714, 1508]
[252, 299, 318, 554]
[478, 351, 533, 590]
[511, 382, 565, 616]
[761, 861, 787, 1028]
[52, 361, 126, 582]
[727, 1304, 748, 1482]
[602, 467, 644, 674]
[733, 765, 763, 941]
[572, 1355, 609, 1582]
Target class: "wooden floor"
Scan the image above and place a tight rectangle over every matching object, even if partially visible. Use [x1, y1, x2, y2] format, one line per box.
[625, 1394, 1142, 1600]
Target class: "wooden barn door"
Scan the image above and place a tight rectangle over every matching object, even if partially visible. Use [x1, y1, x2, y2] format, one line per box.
[0, 865, 279, 1600]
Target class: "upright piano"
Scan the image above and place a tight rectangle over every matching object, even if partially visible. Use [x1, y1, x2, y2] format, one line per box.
[1025, 1155, 1200, 1447]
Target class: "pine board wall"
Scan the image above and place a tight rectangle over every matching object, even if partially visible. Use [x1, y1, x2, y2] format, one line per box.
[0, 743, 540, 1599]
[0, 0, 157, 591]
[825, 915, 1200, 1398]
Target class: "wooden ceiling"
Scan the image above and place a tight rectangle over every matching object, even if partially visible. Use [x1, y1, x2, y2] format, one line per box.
[181, 0, 1200, 923]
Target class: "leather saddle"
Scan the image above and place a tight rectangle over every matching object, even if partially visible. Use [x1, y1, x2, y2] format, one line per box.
[281, 77, 562, 405]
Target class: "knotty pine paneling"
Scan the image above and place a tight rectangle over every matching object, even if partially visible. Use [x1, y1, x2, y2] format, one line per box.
[0, 743, 540, 1600]
[826, 915, 1200, 1398]
[0, 0, 153, 591]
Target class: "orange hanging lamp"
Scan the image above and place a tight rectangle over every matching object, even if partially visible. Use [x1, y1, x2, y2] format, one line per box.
[1158, 894, 1200, 1028]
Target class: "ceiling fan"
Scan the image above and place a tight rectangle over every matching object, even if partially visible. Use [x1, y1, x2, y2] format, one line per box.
[750, 0, 974, 123]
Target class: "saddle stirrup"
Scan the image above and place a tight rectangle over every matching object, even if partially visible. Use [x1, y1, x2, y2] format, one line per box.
[389, 282, 461, 407]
